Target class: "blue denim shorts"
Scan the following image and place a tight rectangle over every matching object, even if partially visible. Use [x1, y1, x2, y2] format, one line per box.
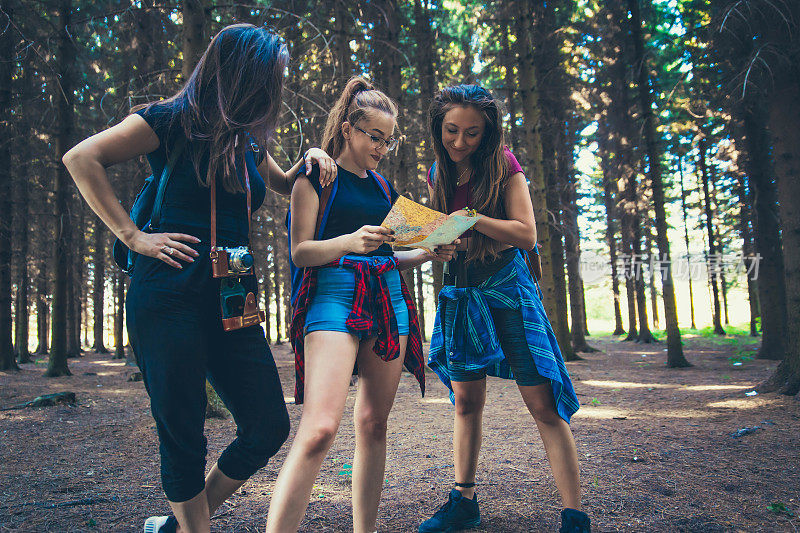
[305, 255, 410, 337]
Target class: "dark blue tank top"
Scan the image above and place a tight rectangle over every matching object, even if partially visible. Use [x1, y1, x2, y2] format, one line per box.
[136, 103, 266, 246]
[300, 163, 399, 257]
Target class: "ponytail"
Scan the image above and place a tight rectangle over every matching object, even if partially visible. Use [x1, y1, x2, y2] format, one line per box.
[321, 76, 399, 158]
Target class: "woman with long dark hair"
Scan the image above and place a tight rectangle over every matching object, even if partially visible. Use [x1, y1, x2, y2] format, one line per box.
[63, 24, 337, 533]
[417, 85, 590, 533]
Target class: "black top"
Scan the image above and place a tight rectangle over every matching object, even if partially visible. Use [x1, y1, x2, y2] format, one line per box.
[136, 103, 266, 245]
[300, 163, 399, 257]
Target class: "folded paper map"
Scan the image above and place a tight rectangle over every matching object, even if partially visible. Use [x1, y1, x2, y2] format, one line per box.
[380, 195, 481, 252]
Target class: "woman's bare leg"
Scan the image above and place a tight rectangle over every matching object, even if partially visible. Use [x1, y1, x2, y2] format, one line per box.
[451, 379, 487, 499]
[265, 331, 359, 533]
[169, 490, 210, 533]
[518, 383, 581, 510]
[351, 335, 407, 533]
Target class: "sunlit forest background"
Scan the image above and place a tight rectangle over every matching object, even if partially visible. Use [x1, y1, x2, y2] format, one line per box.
[0, 0, 798, 397]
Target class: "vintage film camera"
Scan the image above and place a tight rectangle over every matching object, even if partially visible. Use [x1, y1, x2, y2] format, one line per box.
[211, 246, 266, 332]
[210, 246, 255, 277]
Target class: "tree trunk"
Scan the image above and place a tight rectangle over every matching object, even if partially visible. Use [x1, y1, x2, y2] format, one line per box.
[708, 166, 731, 326]
[646, 223, 659, 330]
[678, 155, 697, 329]
[697, 138, 726, 336]
[14, 71, 31, 364]
[47, 0, 74, 377]
[500, 20, 520, 153]
[0, 0, 16, 371]
[544, 131, 578, 361]
[733, 167, 760, 336]
[181, 0, 208, 81]
[92, 221, 108, 353]
[627, 0, 678, 354]
[35, 262, 49, 355]
[598, 123, 625, 335]
[762, 80, 800, 396]
[560, 121, 596, 353]
[741, 101, 785, 358]
[332, 0, 354, 86]
[514, 0, 561, 342]
[113, 272, 126, 360]
[605, 9, 639, 342]
[68, 201, 85, 357]
[633, 212, 656, 343]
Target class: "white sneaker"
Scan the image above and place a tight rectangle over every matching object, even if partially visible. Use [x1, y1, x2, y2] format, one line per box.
[144, 515, 174, 533]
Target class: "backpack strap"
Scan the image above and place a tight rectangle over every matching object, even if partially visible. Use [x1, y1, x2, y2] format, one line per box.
[368, 170, 393, 203]
[150, 135, 187, 230]
[315, 178, 337, 239]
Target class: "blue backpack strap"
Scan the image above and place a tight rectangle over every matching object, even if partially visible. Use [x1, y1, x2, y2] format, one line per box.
[429, 161, 437, 186]
[289, 172, 338, 306]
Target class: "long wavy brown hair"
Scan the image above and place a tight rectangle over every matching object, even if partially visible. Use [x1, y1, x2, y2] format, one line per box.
[320, 76, 398, 158]
[140, 24, 288, 193]
[429, 85, 510, 263]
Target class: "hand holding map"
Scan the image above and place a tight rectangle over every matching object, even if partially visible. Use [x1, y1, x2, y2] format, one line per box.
[380, 195, 481, 253]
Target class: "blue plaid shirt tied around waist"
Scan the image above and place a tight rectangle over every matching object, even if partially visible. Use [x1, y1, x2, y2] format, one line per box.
[428, 249, 580, 423]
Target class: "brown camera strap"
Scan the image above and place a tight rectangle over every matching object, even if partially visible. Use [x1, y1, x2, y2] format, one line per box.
[210, 153, 252, 250]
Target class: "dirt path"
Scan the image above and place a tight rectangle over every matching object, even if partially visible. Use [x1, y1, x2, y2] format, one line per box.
[1, 333, 798, 532]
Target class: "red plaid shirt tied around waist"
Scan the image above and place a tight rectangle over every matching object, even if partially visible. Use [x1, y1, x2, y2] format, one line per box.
[290, 257, 426, 404]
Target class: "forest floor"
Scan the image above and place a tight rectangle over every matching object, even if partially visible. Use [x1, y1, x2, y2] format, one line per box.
[1, 330, 799, 532]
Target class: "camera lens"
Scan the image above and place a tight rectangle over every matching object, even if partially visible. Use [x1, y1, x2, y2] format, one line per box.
[229, 248, 254, 272]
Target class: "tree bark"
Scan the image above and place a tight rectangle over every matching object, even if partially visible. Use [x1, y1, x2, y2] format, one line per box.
[560, 120, 596, 353]
[732, 166, 760, 336]
[697, 138, 726, 336]
[67, 201, 85, 357]
[113, 271, 127, 361]
[678, 155, 697, 329]
[632, 206, 655, 343]
[514, 0, 561, 340]
[597, 125, 625, 335]
[13, 62, 31, 364]
[181, 0, 208, 81]
[762, 80, 800, 395]
[627, 0, 677, 353]
[0, 0, 16, 371]
[92, 221, 108, 353]
[741, 102, 785, 358]
[543, 117, 578, 360]
[47, 0, 74, 377]
[332, 0, 354, 86]
[35, 262, 49, 355]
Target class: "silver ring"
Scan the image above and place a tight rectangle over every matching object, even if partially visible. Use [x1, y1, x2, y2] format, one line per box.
[161, 246, 173, 255]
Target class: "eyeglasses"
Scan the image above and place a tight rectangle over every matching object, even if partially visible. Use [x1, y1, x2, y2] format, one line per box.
[353, 125, 399, 151]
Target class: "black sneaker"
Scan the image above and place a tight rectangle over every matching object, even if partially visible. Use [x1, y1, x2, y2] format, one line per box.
[559, 508, 590, 533]
[419, 489, 480, 532]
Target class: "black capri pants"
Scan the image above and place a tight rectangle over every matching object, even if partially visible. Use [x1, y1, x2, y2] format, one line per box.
[126, 247, 290, 503]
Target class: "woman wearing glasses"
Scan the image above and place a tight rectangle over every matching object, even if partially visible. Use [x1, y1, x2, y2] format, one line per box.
[265, 76, 459, 533]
